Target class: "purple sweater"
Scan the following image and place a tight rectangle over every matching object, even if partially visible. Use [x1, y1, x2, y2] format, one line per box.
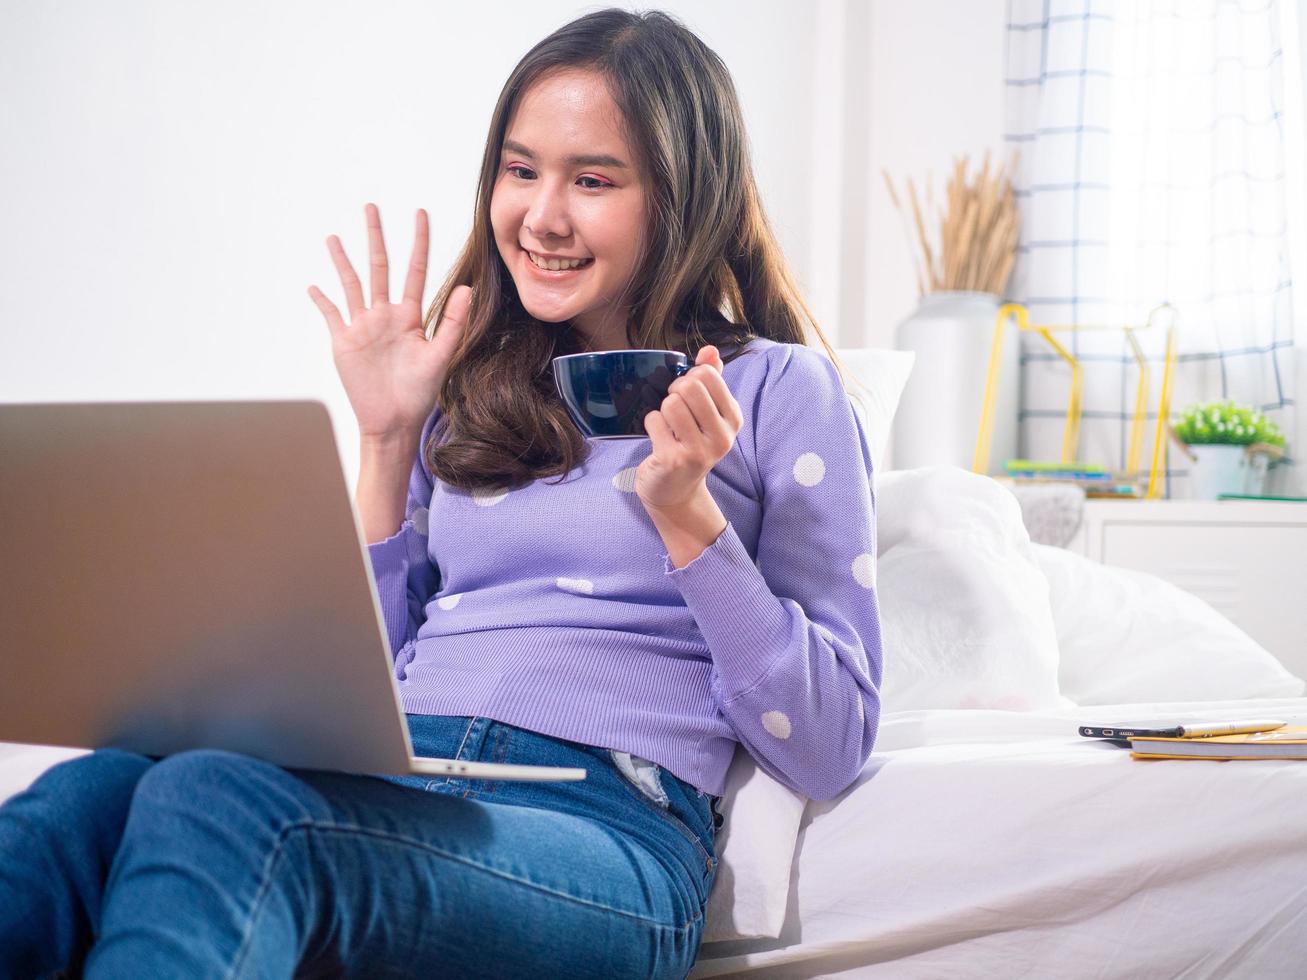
[365, 337, 882, 800]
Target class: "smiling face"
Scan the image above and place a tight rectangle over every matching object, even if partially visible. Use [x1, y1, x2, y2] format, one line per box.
[489, 68, 648, 351]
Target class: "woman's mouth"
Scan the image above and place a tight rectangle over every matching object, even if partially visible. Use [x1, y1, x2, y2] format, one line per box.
[522, 247, 594, 277]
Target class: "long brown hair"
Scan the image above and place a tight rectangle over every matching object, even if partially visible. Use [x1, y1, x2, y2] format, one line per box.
[422, 7, 852, 492]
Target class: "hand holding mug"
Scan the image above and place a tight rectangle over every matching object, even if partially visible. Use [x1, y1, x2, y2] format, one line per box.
[635, 345, 744, 511]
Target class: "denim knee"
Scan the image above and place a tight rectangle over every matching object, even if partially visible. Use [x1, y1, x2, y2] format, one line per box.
[27, 747, 153, 815]
[106, 750, 316, 905]
[125, 748, 313, 829]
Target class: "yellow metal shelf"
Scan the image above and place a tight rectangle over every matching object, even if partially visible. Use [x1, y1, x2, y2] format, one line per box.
[972, 302, 1179, 500]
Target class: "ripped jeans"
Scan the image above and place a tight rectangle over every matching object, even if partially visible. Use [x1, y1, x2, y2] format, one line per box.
[0, 713, 723, 979]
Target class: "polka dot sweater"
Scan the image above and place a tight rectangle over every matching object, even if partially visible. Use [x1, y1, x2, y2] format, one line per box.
[365, 337, 883, 801]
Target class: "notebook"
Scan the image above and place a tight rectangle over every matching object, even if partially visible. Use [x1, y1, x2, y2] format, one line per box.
[1130, 726, 1307, 760]
[0, 399, 585, 783]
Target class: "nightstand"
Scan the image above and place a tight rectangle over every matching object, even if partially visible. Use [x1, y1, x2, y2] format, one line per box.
[1065, 499, 1307, 680]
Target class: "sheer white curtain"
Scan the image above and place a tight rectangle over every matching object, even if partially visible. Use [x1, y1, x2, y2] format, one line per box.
[1004, 0, 1302, 496]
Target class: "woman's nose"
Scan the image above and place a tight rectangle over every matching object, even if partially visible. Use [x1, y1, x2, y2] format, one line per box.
[523, 180, 572, 240]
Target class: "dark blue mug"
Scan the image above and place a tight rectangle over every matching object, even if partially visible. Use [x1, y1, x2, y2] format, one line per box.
[552, 349, 693, 440]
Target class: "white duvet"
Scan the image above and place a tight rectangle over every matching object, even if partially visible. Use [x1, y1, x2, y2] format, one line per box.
[691, 696, 1307, 979]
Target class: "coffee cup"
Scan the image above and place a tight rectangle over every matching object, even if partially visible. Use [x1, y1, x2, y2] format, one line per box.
[551, 349, 692, 440]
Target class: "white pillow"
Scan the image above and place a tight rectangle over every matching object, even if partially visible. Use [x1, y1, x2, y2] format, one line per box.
[1032, 543, 1307, 704]
[832, 346, 916, 468]
[874, 466, 1070, 712]
[703, 347, 913, 944]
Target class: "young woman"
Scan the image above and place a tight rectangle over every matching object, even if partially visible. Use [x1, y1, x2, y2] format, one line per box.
[0, 9, 882, 977]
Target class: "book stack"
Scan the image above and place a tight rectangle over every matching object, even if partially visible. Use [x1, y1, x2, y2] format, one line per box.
[1129, 726, 1307, 760]
[1001, 460, 1142, 498]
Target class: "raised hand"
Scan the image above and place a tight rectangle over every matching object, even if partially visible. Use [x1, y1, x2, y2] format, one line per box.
[309, 203, 471, 440]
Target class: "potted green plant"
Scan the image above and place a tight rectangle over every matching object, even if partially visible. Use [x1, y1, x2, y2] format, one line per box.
[1173, 400, 1286, 499]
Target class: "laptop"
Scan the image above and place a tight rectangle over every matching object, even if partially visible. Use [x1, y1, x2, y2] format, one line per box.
[0, 400, 585, 783]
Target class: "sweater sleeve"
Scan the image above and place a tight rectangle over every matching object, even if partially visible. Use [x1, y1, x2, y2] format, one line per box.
[662, 345, 883, 801]
[364, 406, 443, 664]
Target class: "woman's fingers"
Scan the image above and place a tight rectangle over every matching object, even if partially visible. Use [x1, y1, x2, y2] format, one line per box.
[307, 285, 346, 339]
[366, 202, 389, 307]
[681, 367, 744, 430]
[327, 234, 366, 319]
[318, 204, 421, 328]
[402, 209, 429, 307]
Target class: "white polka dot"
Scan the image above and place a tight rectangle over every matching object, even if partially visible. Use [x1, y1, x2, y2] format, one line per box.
[436, 594, 461, 610]
[612, 466, 639, 493]
[471, 486, 510, 506]
[762, 711, 792, 740]
[557, 577, 595, 594]
[408, 507, 429, 535]
[793, 452, 825, 486]
[852, 553, 876, 590]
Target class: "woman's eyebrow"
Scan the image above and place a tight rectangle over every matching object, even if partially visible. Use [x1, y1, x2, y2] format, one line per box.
[501, 139, 629, 170]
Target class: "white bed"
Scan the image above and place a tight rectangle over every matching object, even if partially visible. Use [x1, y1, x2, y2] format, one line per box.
[690, 696, 1307, 978]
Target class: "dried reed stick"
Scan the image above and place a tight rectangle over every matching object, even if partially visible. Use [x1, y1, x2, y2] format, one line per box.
[881, 171, 927, 296]
[906, 179, 939, 291]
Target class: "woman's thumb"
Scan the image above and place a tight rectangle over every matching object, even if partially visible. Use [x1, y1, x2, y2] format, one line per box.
[698, 344, 721, 369]
[432, 284, 473, 338]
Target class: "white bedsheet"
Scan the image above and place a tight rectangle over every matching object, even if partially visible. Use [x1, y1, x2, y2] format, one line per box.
[691, 697, 1307, 979]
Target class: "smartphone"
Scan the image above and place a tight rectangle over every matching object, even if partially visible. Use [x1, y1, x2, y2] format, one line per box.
[1078, 722, 1184, 744]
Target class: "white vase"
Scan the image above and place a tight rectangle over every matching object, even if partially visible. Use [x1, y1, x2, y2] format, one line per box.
[890, 291, 1018, 473]
[1187, 444, 1248, 500]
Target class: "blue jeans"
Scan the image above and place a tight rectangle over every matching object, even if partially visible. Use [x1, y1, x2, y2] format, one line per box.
[0, 713, 721, 979]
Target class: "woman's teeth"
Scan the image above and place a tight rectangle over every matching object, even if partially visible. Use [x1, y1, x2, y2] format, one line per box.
[527, 250, 593, 271]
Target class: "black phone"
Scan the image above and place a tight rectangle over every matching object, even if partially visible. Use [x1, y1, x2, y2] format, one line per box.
[1079, 722, 1184, 744]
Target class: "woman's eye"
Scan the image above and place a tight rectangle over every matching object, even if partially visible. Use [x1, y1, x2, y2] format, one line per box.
[577, 176, 610, 190]
[507, 165, 535, 180]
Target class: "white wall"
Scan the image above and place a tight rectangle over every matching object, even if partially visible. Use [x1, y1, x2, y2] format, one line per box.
[861, 0, 1007, 351]
[0, 0, 822, 489]
[800, 0, 1008, 355]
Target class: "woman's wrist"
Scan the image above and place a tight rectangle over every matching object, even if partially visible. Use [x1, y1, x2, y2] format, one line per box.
[357, 431, 421, 544]
[644, 485, 728, 569]
[360, 428, 420, 459]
